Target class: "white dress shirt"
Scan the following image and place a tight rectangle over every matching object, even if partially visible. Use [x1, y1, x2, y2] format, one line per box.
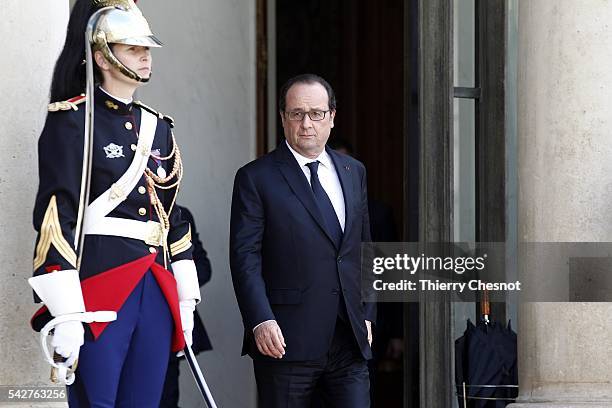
[285, 140, 346, 231]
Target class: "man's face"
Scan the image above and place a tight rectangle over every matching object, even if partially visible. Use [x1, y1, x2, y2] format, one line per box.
[281, 82, 336, 159]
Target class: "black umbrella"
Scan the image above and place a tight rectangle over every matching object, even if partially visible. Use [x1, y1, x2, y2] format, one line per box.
[455, 295, 518, 407]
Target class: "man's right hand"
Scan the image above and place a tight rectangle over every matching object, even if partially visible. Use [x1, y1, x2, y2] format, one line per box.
[253, 320, 286, 358]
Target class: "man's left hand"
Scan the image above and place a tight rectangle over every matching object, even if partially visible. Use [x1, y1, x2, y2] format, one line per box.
[365, 320, 373, 346]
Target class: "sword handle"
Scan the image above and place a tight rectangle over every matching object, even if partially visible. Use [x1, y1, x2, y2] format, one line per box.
[50, 351, 78, 384]
[50, 352, 63, 383]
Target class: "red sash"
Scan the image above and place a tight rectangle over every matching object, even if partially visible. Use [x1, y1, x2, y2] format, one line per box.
[31, 254, 185, 352]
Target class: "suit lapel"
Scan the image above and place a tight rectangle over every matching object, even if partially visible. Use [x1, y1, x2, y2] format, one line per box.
[274, 142, 338, 247]
[327, 147, 355, 247]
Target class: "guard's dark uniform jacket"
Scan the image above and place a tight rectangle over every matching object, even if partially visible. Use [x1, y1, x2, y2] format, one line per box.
[31, 87, 193, 352]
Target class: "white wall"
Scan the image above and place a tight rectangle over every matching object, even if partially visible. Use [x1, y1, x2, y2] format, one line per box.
[138, 2, 257, 407]
[0, 1, 69, 401]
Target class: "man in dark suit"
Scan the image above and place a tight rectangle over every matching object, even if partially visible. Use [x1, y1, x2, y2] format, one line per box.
[230, 74, 375, 407]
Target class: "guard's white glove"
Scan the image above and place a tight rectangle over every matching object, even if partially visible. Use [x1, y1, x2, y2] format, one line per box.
[51, 320, 84, 367]
[172, 259, 200, 356]
[177, 299, 196, 356]
[28, 269, 86, 369]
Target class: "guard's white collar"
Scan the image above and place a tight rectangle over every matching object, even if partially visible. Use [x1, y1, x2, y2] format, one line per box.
[99, 86, 133, 105]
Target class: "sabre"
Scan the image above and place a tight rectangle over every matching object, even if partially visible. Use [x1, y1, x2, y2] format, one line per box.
[183, 344, 218, 408]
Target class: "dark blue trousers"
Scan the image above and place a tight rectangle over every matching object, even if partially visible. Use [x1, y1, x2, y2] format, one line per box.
[68, 271, 173, 407]
[254, 318, 370, 408]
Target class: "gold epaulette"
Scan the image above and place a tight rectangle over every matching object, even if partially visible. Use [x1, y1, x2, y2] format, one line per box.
[48, 94, 86, 112]
[133, 100, 175, 128]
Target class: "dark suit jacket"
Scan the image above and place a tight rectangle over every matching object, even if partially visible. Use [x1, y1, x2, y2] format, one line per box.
[230, 141, 375, 362]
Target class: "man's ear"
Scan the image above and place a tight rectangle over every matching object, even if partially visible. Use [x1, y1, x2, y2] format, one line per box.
[330, 109, 336, 128]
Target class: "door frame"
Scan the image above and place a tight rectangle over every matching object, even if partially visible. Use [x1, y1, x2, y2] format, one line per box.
[415, 0, 454, 406]
[414, 0, 508, 407]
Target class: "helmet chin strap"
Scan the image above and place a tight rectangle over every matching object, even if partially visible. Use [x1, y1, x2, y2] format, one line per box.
[94, 32, 150, 83]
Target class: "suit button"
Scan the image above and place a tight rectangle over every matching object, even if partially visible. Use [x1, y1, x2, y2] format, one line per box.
[138, 186, 146, 194]
[125, 121, 133, 130]
[138, 207, 147, 216]
[337, 257, 343, 263]
[149, 247, 157, 254]
[332, 289, 340, 295]
[131, 143, 137, 151]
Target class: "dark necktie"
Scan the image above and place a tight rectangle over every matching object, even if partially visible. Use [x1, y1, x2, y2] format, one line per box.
[306, 161, 348, 322]
[306, 161, 343, 248]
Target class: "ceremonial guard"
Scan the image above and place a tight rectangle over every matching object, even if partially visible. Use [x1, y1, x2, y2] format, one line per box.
[27, 1, 201, 406]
